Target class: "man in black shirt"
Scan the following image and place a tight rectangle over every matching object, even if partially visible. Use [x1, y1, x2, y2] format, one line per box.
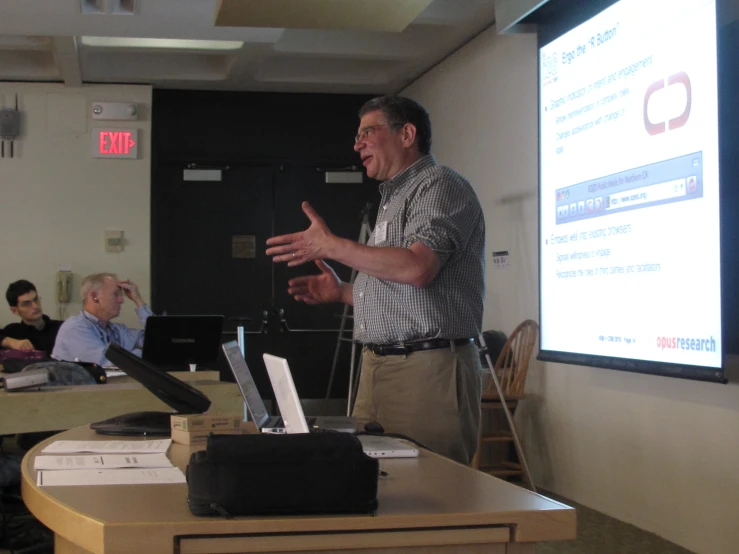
[1, 280, 63, 354]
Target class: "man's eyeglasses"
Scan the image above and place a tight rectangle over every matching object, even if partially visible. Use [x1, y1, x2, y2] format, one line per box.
[355, 124, 388, 143]
[19, 296, 41, 309]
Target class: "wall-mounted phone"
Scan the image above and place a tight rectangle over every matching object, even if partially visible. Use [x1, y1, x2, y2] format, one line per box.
[57, 271, 72, 303]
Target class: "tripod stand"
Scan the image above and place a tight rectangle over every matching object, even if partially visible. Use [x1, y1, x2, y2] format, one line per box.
[324, 203, 373, 415]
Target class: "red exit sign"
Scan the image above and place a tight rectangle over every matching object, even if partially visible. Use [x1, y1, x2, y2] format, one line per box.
[91, 128, 139, 159]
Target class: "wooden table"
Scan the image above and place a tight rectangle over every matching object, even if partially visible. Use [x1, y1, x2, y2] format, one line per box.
[105, 370, 219, 384]
[0, 371, 243, 435]
[22, 426, 576, 554]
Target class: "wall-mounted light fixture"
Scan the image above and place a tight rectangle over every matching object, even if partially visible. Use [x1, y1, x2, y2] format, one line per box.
[91, 102, 139, 121]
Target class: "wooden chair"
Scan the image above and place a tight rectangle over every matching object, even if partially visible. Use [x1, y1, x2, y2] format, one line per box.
[472, 319, 539, 489]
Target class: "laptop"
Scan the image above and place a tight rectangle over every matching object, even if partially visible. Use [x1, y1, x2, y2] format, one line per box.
[142, 315, 224, 370]
[355, 435, 419, 459]
[91, 343, 212, 436]
[262, 353, 418, 458]
[221, 341, 357, 434]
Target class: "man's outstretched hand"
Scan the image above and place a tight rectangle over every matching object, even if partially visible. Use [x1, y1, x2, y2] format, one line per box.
[266, 201, 337, 267]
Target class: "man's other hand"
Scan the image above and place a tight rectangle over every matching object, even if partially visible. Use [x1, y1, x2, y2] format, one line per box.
[287, 260, 343, 304]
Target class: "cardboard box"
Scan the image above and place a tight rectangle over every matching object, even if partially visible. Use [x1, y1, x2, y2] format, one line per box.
[170, 414, 242, 432]
[240, 421, 259, 434]
[171, 428, 243, 446]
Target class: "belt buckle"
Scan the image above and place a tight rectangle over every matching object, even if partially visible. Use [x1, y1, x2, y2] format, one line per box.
[369, 343, 410, 356]
[386, 344, 409, 356]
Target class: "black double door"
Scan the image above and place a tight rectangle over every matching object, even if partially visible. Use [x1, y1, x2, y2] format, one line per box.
[152, 163, 378, 400]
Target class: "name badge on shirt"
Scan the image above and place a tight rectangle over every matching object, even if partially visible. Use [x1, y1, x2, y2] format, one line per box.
[375, 221, 388, 244]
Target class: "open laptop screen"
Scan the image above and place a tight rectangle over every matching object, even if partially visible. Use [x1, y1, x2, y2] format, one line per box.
[105, 343, 211, 414]
[90, 343, 212, 435]
[262, 353, 312, 434]
[142, 315, 224, 367]
[222, 341, 270, 429]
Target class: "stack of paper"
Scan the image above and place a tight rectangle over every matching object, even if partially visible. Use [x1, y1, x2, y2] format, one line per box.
[36, 439, 185, 487]
[42, 439, 172, 454]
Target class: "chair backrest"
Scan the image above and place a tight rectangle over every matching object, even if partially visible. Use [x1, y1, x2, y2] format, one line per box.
[483, 319, 539, 397]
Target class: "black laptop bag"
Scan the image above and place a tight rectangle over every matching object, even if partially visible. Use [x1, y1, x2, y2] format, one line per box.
[186, 432, 379, 517]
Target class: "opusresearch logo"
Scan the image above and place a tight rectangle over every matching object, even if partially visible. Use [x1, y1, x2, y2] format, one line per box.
[656, 335, 715, 352]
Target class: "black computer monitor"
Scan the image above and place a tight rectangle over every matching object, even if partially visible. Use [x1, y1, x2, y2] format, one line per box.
[142, 315, 224, 369]
[90, 344, 212, 436]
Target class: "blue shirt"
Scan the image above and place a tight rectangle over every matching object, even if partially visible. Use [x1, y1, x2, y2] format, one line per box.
[52, 305, 153, 366]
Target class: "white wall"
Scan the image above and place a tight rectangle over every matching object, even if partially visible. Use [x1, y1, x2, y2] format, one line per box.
[403, 27, 739, 554]
[0, 83, 152, 328]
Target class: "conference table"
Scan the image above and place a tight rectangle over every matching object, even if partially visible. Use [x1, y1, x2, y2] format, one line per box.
[0, 371, 242, 435]
[22, 426, 576, 554]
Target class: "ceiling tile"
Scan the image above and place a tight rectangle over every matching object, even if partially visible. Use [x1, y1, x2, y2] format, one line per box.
[0, 51, 58, 79]
[0, 0, 497, 92]
[83, 52, 234, 81]
[256, 55, 404, 85]
[215, 0, 434, 32]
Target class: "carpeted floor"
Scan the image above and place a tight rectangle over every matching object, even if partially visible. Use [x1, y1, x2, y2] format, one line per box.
[537, 491, 695, 554]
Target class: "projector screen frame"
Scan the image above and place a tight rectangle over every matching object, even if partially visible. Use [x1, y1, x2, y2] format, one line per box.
[534, 0, 727, 384]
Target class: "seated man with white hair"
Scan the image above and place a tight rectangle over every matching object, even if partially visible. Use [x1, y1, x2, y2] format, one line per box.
[52, 273, 153, 366]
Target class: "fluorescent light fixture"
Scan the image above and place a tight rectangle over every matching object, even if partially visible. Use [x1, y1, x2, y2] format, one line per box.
[80, 37, 243, 50]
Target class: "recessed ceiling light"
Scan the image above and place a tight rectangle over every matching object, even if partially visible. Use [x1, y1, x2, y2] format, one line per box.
[80, 0, 136, 15]
[80, 37, 244, 50]
[110, 0, 136, 15]
[80, 0, 104, 15]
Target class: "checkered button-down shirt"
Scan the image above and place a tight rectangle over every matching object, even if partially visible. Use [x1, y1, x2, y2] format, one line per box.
[352, 155, 485, 344]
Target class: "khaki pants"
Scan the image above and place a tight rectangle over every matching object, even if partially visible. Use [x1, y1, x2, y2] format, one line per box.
[352, 343, 482, 465]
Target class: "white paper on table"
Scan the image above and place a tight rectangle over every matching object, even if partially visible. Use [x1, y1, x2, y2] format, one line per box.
[37, 467, 186, 487]
[41, 439, 172, 454]
[34, 453, 173, 471]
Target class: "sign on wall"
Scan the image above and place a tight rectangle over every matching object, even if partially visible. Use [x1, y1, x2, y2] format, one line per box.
[91, 128, 139, 159]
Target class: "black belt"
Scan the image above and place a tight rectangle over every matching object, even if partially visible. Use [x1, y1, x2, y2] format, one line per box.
[365, 338, 475, 356]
